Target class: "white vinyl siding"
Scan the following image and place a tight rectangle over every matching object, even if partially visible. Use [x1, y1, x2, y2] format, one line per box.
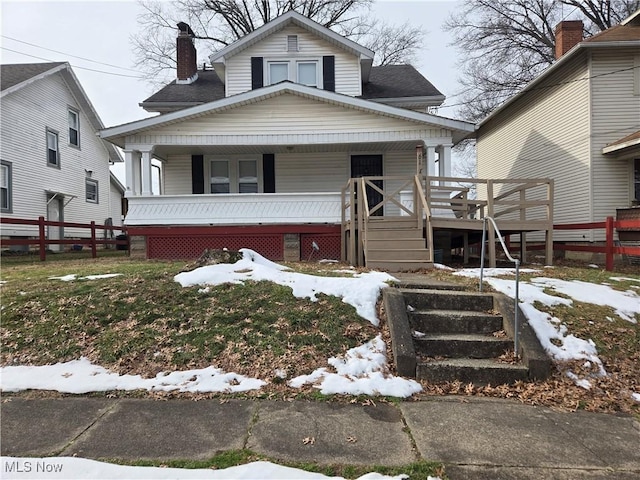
[163, 154, 193, 195]
[477, 55, 591, 241]
[589, 49, 640, 225]
[148, 94, 450, 140]
[276, 152, 348, 192]
[0, 71, 113, 237]
[225, 25, 361, 96]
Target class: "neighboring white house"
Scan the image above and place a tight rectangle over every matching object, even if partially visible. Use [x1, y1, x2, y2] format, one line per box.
[100, 11, 475, 261]
[476, 11, 640, 243]
[0, 62, 124, 250]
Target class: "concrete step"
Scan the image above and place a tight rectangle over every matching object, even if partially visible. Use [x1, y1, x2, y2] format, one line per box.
[367, 248, 431, 262]
[414, 333, 513, 358]
[366, 260, 433, 272]
[409, 310, 504, 334]
[417, 358, 529, 385]
[401, 289, 495, 312]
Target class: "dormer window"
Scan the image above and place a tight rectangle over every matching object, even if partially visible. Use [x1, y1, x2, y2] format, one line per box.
[287, 35, 298, 52]
[268, 61, 289, 84]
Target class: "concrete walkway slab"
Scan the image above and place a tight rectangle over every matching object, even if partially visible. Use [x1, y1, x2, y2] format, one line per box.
[400, 398, 626, 469]
[0, 398, 112, 456]
[247, 401, 415, 466]
[445, 465, 640, 480]
[64, 399, 254, 461]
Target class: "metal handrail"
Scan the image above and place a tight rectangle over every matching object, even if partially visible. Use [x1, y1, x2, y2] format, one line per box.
[480, 216, 521, 359]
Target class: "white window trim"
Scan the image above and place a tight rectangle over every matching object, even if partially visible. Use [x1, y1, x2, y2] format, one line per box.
[264, 57, 322, 87]
[46, 128, 60, 168]
[68, 107, 80, 148]
[1, 160, 12, 213]
[86, 178, 99, 203]
[207, 156, 262, 194]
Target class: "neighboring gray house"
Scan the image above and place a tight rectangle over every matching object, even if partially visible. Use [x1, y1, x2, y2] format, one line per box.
[476, 11, 640, 243]
[100, 11, 474, 261]
[0, 62, 123, 250]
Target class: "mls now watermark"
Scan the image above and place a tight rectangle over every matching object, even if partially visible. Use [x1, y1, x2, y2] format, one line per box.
[4, 459, 64, 474]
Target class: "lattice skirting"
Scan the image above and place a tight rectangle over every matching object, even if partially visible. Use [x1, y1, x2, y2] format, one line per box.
[133, 225, 342, 261]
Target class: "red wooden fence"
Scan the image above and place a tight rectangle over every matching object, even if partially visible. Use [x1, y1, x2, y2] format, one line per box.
[514, 217, 640, 271]
[0, 216, 128, 261]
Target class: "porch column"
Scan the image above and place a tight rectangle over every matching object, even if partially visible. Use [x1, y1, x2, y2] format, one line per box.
[124, 150, 140, 197]
[437, 144, 452, 185]
[426, 146, 437, 177]
[141, 150, 154, 196]
[133, 151, 142, 196]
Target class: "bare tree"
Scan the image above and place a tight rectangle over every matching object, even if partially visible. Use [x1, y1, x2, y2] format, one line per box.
[131, 0, 423, 84]
[444, 0, 640, 122]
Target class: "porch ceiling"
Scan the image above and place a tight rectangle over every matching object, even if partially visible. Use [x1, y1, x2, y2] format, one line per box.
[153, 140, 422, 158]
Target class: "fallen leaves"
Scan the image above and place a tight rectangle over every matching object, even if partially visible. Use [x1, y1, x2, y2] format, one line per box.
[302, 436, 315, 445]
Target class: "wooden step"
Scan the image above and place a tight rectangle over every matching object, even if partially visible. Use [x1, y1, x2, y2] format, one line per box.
[366, 238, 425, 250]
[366, 217, 420, 230]
[366, 260, 433, 272]
[366, 229, 423, 240]
[367, 248, 431, 262]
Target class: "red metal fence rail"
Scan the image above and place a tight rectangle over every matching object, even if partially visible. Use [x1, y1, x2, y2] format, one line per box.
[1, 216, 128, 261]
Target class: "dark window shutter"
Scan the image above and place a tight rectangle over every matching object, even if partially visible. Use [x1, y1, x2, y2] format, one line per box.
[263, 154, 275, 193]
[323, 56, 335, 92]
[251, 57, 264, 89]
[191, 155, 204, 194]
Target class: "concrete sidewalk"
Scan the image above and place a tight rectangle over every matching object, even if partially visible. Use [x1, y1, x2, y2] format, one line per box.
[1, 396, 638, 479]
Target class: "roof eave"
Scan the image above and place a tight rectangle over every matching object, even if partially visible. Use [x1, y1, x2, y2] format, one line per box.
[603, 137, 640, 155]
[100, 83, 475, 145]
[370, 95, 446, 108]
[0, 62, 67, 98]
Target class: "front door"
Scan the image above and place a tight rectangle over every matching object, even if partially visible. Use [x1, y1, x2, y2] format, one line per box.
[351, 155, 383, 216]
[47, 195, 64, 252]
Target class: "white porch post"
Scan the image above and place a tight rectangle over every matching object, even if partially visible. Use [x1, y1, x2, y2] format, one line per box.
[426, 146, 437, 177]
[141, 150, 154, 196]
[132, 151, 142, 196]
[437, 144, 452, 185]
[124, 150, 140, 197]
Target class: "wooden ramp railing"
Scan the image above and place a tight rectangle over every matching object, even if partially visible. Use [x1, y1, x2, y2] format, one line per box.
[342, 175, 554, 268]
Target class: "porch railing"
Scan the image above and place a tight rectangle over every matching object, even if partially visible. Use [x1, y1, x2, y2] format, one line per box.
[341, 175, 554, 267]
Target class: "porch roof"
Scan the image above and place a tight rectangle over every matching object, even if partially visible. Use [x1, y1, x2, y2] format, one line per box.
[100, 82, 476, 148]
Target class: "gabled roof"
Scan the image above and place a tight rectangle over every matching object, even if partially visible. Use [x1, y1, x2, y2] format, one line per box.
[479, 9, 640, 130]
[103, 81, 474, 147]
[1, 62, 123, 163]
[209, 10, 374, 63]
[141, 65, 444, 113]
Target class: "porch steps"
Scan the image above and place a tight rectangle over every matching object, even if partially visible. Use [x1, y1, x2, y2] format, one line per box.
[383, 287, 552, 386]
[364, 216, 431, 272]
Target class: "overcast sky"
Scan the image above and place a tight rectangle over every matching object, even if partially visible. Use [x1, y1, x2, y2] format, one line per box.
[1, 0, 463, 127]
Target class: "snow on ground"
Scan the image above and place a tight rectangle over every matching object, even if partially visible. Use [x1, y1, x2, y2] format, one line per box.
[289, 335, 422, 397]
[49, 273, 122, 282]
[175, 249, 395, 326]
[0, 360, 265, 394]
[454, 268, 640, 388]
[0, 458, 415, 480]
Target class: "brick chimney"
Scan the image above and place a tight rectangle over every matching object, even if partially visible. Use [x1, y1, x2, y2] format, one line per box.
[176, 22, 197, 83]
[555, 20, 583, 59]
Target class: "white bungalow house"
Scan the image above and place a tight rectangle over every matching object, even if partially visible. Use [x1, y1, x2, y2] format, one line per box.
[476, 10, 640, 247]
[99, 11, 476, 265]
[0, 62, 124, 251]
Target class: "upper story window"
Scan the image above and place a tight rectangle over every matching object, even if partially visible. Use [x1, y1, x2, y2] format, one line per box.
[85, 178, 98, 203]
[238, 160, 258, 193]
[268, 62, 289, 85]
[1, 160, 12, 213]
[46, 129, 60, 167]
[68, 108, 80, 147]
[266, 59, 319, 87]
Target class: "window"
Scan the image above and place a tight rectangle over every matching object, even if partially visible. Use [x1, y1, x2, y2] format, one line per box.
[46, 129, 59, 167]
[85, 178, 98, 203]
[1, 161, 12, 213]
[297, 61, 318, 87]
[209, 157, 260, 194]
[210, 160, 230, 193]
[68, 108, 80, 147]
[238, 160, 258, 193]
[268, 61, 289, 84]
